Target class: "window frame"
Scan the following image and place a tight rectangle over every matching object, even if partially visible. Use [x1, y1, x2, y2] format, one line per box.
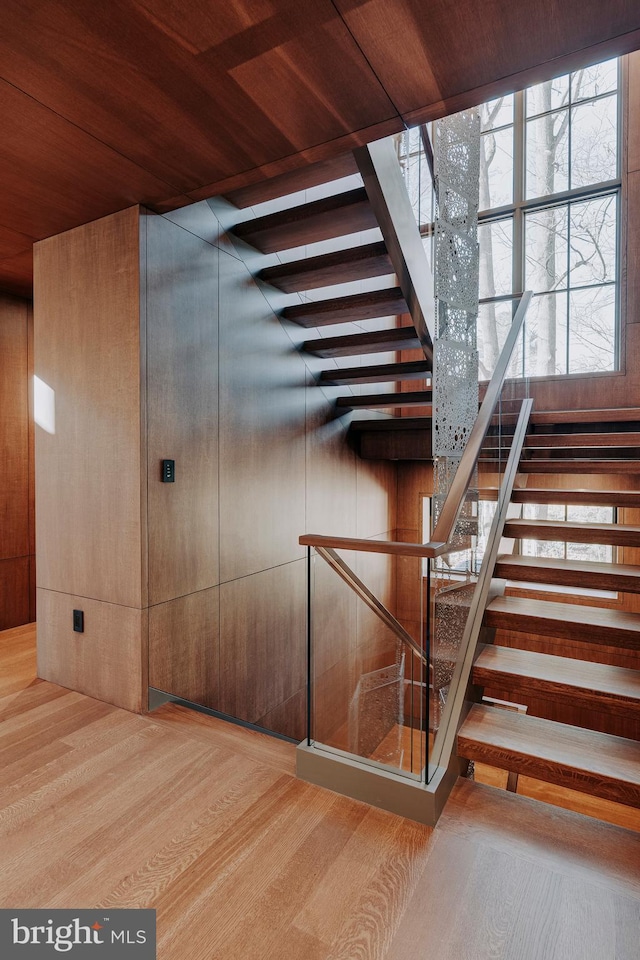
[478, 58, 624, 379]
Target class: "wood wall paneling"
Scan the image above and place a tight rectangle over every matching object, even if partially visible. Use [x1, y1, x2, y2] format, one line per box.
[146, 213, 220, 605]
[219, 561, 306, 729]
[36, 588, 147, 713]
[34, 207, 146, 609]
[149, 587, 220, 709]
[628, 51, 640, 175]
[305, 376, 358, 538]
[355, 456, 397, 539]
[627, 171, 640, 323]
[335, 0, 640, 119]
[0, 557, 30, 630]
[0, 295, 29, 562]
[218, 249, 306, 583]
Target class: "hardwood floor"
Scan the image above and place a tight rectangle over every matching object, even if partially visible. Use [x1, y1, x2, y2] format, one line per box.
[1, 624, 639, 959]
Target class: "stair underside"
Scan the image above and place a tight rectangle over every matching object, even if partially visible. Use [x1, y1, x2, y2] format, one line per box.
[504, 518, 640, 547]
[260, 241, 393, 292]
[232, 187, 376, 253]
[319, 360, 431, 386]
[336, 390, 432, 409]
[474, 644, 640, 719]
[458, 703, 640, 807]
[282, 287, 407, 327]
[484, 596, 640, 649]
[224, 153, 360, 209]
[495, 554, 640, 593]
[304, 325, 420, 358]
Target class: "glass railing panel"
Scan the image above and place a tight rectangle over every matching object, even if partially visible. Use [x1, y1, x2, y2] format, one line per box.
[308, 545, 428, 780]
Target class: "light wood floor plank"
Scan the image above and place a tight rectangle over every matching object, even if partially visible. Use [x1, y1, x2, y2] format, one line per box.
[1, 624, 639, 960]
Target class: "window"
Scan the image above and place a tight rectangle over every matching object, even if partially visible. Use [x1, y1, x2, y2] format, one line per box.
[478, 58, 621, 380]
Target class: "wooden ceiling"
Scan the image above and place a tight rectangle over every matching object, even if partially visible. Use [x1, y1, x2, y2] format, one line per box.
[1, 0, 640, 298]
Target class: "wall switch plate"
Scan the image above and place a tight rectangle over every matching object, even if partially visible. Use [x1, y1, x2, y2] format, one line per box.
[73, 609, 84, 633]
[161, 459, 175, 483]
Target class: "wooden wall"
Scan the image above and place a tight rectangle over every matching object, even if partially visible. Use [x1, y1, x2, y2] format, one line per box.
[0, 294, 34, 629]
[147, 200, 397, 741]
[34, 208, 147, 712]
[34, 199, 397, 740]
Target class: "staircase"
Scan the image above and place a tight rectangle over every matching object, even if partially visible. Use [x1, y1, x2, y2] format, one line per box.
[223, 144, 434, 424]
[457, 407, 640, 814]
[224, 143, 640, 825]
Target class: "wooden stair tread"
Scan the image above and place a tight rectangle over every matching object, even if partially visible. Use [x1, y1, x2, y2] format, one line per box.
[336, 391, 432, 409]
[527, 408, 640, 426]
[484, 596, 640, 648]
[224, 153, 359, 209]
[518, 459, 640, 474]
[282, 287, 406, 327]
[232, 187, 376, 253]
[495, 554, 640, 593]
[458, 703, 640, 807]
[524, 432, 640, 448]
[259, 241, 392, 292]
[505, 488, 640, 508]
[504, 518, 640, 546]
[349, 414, 434, 432]
[474, 645, 640, 717]
[319, 359, 432, 386]
[303, 325, 419, 358]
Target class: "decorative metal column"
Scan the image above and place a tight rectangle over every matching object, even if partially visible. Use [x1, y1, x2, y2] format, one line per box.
[432, 109, 481, 547]
[430, 109, 481, 729]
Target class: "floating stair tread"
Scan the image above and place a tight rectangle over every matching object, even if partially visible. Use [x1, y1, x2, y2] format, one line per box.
[304, 325, 419, 358]
[336, 390, 432, 410]
[473, 645, 640, 718]
[320, 359, 432, 386]
[484, 596, 640, 648]
[505, 488, 640, 508]
[528, 408, 640, 426]
[518, 459, 640, 474]
[259, 241, 392, 292]
[349, 415, 434, 432]
[232, 187, 376, 253]
[458, 703, 640, 807]
[524, 432, 640, 448]
[224, 153, 359, 209]
[282, 287, 407, 327]
[504, 518, 640, 546]
[495, 554, 640, 593]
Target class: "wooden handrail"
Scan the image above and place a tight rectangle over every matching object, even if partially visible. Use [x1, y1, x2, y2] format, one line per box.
[354, 138, 435, 359]
[300, 533, 446, 559]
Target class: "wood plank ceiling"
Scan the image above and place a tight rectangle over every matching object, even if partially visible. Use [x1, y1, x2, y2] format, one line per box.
[1, 0, 640, 298]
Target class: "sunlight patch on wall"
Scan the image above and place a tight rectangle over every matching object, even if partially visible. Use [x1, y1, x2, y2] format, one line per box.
[34, 375, 55, 434]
